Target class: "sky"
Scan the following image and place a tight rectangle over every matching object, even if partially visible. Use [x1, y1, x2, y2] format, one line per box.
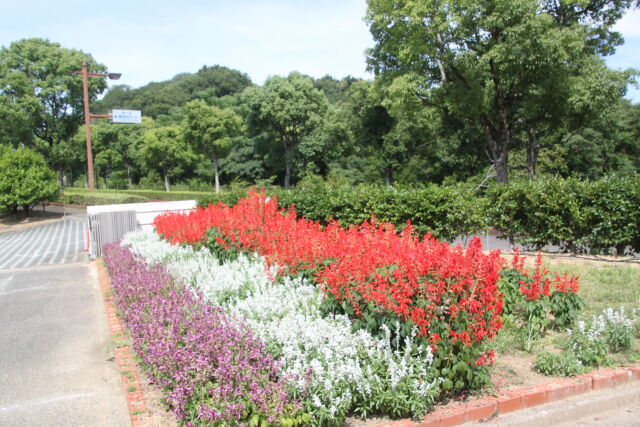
[1, 0, 638, 102]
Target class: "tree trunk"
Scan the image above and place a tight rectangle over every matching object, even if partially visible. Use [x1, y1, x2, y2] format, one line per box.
[58, 170, 64, 189]
[212, 153, 220, 194]
[163, 170, 171, 192]
[525, 130, 539, 180]
[495, 153, 509, 184]
[282, 141, 292, 189]
[284, 161, 292, 189]
[103, 174, 108, 189]
[22, 204, 30, 216]
[383, 166, 393, 186]
[12, 204, 18, 216]
[126, 164, 133, 189]
[481, 116, 510, 184]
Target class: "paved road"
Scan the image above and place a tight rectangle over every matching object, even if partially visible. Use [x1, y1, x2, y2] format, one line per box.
[0, 218, 88, 269]
[0, 218, 129, 426]
[475, 381, 640, 426]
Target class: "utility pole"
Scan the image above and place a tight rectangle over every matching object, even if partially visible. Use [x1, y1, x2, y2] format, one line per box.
[75, 61, 121, 191]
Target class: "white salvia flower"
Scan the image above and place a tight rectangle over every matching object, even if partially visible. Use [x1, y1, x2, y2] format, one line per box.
[122, 230, 439, 416]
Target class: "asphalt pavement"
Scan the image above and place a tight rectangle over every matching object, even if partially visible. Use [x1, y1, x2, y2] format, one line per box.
[0, 216, 130, 426]
[0, 217, 88, 269]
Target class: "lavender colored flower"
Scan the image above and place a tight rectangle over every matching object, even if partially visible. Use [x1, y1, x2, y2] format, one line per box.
[103, 243, 299, 425]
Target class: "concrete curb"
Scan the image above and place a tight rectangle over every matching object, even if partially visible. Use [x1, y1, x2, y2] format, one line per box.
[96, 259, 155, 427]
[374, 366, 640, 427]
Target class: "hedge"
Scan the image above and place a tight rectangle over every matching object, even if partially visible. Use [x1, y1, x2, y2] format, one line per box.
[486, 175, 640, 255]
[60, 190, 148, 206]
[62, 187, 210, 202]
[198, 183, 487, 242]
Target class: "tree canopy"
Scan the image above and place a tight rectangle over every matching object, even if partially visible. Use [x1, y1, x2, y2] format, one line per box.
[1, 30, 638, 194]
[184, 99, 242, 193]
[0, 38, 107, 177]
[244, 72, 328, 188]
[365, 0, 637, 183]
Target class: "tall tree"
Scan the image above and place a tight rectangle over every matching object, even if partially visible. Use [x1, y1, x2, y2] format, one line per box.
[244, 72, 328, 188]
[349, 80, 398, 185]
[183, 99, 241, 193]
[365, 0, 636, 183]
[97, 65, 252, 118]
[141, 125, 192, 191]
[92, 118, 151, 188]
[0, 38, 107, 178]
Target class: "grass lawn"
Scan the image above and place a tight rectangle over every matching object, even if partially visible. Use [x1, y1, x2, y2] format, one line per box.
[59, 187, 213, 205]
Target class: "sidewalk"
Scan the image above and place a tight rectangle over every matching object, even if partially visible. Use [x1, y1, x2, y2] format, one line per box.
[0, 231, 129, 425]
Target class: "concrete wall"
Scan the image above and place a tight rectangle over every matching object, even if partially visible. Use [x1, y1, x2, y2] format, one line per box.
[86, 200, 197, 232]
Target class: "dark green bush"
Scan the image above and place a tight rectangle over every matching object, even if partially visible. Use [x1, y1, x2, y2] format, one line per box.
[198, 183, 487, 241]
[486, 176, 640, 254]
[0, 147, 59, 215]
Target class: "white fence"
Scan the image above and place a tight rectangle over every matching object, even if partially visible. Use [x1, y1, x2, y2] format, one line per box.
[87, 200, 196, 258]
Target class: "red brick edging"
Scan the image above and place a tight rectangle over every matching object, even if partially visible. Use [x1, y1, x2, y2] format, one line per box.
[375, 366, 640, 427]
[97, 260, 155, 427]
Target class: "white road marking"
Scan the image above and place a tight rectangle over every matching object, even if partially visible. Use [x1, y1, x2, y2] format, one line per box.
[0, 275, 13, 293]
[0, 220, 87, 269]
[0, 392, 100, 413]
[37, 220, 65, 266]
[0, 226, 40, 268]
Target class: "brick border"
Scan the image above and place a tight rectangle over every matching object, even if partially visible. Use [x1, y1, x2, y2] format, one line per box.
[96, 259, 155, 427]
[374, 366, 640, 427]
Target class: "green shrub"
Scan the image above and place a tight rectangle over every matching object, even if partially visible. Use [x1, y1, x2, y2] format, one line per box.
[198, 183, 487, 241]
[486, 176, 640, 254]
[60, 190, 148, 206]
[0, 147, 59, 215]
[62, 188, 211, 203]
[533, 351, 584, 377]
[114, 189, 211, 201]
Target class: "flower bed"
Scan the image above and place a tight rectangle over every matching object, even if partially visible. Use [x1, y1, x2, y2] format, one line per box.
[106, 191, 584, 425]
[153, 191, 505, 393]
[121, 231, 440, 425]
[102, 243, 302, 426]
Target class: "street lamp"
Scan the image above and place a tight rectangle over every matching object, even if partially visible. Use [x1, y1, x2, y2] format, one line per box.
[74, 60, 121, 192]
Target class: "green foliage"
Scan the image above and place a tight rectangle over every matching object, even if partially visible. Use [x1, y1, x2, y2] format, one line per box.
[201, 228, 242, 264]
[564, 306, 638, 367]
[183, 99, 242, 192]
[0, 38, 107, 167]
[550, 291, 585, 329]
[0, 147, 59, 214]
[244, 72, 328, 188]
[60, 190, 147, 206]
[566, 324, 609, 367]
[96, 65, 252, 118]
[141, 125, 194, 191]
[533, 351, 585, 377]
[62, 187, 214, 204]
[365, 0, 636, 183]
[198, 182, 486, 241]
[486, 175, 640, 254]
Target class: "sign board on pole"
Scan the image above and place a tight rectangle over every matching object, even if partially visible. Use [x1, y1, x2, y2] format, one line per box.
[111, 109, 142, 124]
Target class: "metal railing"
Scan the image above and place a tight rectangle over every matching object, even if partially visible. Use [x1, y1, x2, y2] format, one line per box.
[88, 210, 138, 258]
